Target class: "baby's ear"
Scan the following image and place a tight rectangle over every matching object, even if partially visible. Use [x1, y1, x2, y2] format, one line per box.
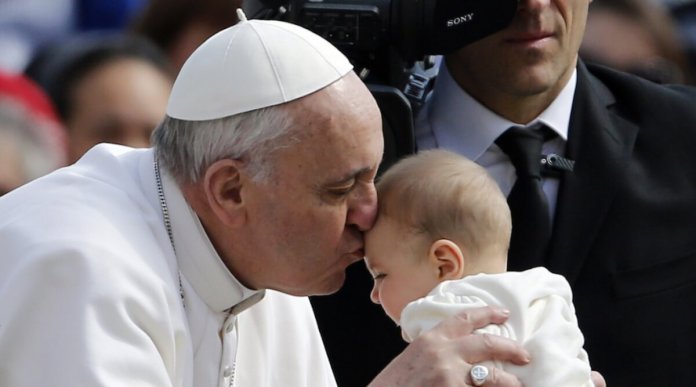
[428, 239, 465, 281]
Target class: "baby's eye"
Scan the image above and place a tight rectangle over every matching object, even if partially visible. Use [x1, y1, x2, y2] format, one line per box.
[372, 273, 386, 280]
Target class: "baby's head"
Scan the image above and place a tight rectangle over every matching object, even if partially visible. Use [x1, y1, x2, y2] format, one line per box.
[364, 150, 511, 323]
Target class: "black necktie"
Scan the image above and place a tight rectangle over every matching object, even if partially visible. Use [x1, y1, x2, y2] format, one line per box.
[495, 126, 554, 270]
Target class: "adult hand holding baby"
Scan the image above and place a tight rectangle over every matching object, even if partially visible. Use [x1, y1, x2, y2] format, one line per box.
[370, 307, 529, 387]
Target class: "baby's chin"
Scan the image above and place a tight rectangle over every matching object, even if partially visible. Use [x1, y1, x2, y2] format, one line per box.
[388, 312, 401, 327]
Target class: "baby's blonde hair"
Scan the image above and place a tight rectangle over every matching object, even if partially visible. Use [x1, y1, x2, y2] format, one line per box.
[376, 149, 511, 261]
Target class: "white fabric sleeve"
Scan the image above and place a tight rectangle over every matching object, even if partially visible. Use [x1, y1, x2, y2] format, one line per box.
[400, 268, 594, 387]
[0, 241, 189, 387]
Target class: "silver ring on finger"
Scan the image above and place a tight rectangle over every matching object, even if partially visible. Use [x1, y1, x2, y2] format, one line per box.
[470, 364, 489, 386]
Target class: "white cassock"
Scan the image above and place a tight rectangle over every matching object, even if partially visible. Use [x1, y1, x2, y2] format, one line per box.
[0, 144, 337, 387]
[400, 267, 594, 387]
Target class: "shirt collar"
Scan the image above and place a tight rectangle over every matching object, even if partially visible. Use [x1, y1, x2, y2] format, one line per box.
[428, 61, 576, 160]
[160, 166, 264, 313]
[538, 69, 575, 141]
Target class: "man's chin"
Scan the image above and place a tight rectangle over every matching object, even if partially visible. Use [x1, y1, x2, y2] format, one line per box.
[311, 271, 348, 297]
[276, 272, 346, 297]
[316, 275, 347, 296]
[312, 257, 363, 296]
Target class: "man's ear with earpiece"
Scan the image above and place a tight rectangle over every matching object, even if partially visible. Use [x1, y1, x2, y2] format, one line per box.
[202, 158, 248, 228]
[428, 239, 466, 281]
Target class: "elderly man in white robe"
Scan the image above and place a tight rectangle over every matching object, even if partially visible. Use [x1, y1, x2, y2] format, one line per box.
[0, 10, 532, 387]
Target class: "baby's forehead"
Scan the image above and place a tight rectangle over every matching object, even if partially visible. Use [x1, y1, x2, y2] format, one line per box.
[362, 236, 380, 261]
[362, 254, 380, 275]
[373, 210, 407, 229]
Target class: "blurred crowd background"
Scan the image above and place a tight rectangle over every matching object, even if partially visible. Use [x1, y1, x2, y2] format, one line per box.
[0, 0, 243, 195]
[0, 0, 695, 191]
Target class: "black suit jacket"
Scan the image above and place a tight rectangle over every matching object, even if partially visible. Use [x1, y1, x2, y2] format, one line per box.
[548, 62, 696, 386]
[312, 62, 696, 387]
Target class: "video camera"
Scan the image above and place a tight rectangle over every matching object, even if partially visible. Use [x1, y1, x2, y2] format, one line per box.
[245, 0, 518, 168]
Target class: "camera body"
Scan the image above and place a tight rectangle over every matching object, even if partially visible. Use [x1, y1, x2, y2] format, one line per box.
[286, 0, 391, 76]
[252, 0, 518, 79]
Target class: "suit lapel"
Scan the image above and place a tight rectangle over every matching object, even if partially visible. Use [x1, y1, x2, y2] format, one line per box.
[545, 62, 639, 284]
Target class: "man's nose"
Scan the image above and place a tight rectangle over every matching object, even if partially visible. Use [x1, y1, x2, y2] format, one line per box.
[517, 0, 551, 13]
[347, 185, 377, 231]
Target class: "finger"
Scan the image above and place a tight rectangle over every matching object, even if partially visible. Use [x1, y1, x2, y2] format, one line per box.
[591, 371, 606, 387]
[459, 333, 530, 365]
[435, 306, 512, 336]
[468, 365, 524, 387]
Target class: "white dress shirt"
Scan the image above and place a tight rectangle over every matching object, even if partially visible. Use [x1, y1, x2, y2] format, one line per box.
[0, 144, 336, 387]
[415, 61, 577, 219]
[400, 268, 594, 387]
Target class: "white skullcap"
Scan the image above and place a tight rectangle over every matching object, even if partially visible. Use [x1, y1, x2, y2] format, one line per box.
[166, 9, 353, 121]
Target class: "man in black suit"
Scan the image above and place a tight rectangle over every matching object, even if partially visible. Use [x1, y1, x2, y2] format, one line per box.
[414, 0, 696, 385]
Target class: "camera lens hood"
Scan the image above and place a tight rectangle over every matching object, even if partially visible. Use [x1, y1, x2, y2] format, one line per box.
[396, 0, 518, 60]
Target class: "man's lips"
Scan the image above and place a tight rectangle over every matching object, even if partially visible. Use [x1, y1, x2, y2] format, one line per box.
[351, 247, 365, 258]
[344, 228, 365, 262]
[344, 247, 365, 263]
[505, 31, 554, 44]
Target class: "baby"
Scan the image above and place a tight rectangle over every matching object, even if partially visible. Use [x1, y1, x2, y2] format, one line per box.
[364, 149, 593, 387]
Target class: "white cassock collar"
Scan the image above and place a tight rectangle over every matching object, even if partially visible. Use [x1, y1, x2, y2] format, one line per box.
[159, 165, 264, 314]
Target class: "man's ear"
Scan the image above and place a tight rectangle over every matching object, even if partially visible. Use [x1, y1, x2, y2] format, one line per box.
[428, 239, 465, 281]
[201, 158, 247, 228]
